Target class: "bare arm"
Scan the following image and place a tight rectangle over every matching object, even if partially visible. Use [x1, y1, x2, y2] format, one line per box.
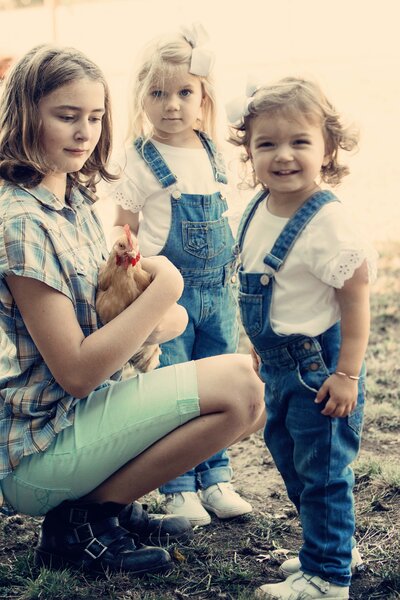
[111, 205, 140, 244]
[315, 260, 370, 417]
[6, 256, 184, 399]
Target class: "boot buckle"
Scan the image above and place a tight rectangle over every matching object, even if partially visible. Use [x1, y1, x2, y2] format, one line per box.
[84, 537, 108, 560]
[69, 507, 89, 525]
[74, 522, 94, 543]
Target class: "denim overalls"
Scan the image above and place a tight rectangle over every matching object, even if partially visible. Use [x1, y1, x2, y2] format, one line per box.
[235, 189, 365, 586]
[134, 132, 238, 492]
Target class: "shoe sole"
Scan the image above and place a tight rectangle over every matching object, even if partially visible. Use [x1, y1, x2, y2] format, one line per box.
[34, 549, 172, 577]
[163, 510, 211, 527]
[279, 559, 364, 578]
[255, 590, 348, 600]
[200, 503, 253, 520]
[187, 515, 211, 527]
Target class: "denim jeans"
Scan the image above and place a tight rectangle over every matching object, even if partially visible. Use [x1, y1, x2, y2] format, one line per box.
[259, 325, 364, 586]
[158, 449, 232, 493]
[158, 282, 237, 493]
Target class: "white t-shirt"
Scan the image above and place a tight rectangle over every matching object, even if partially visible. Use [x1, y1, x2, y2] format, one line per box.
[106, 140, 228, 257]
[240, 195, 377, 336]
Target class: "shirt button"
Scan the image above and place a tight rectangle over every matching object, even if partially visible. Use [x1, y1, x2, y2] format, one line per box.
[231, 275, 237, 284]
[171, 190, 181, 200]
[309, 362, 320, 371]
[260, 274, 270, 285]
[303, 341, 312, 350]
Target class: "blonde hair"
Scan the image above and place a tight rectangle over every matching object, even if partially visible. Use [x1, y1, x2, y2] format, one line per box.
[229, 76, 359, 187]
[127, 32, 218, 143]
[0, 44, 116, 189]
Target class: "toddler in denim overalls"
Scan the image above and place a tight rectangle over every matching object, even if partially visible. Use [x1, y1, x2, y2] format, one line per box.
[108, 25, 253, 526]
[227, 77, 377, 600]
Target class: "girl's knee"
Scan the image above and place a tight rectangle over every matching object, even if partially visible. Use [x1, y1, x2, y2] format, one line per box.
[228, 354, 265, 419]
[196, 353, 264, 419]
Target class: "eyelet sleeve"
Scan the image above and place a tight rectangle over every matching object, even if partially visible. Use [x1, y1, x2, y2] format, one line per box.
[304, 203, 378, 289]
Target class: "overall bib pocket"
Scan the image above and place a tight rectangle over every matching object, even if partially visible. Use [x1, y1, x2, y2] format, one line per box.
[182, 218, 228, 259]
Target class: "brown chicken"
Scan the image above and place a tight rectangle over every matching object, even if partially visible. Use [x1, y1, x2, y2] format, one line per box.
[96, 224, 161, 373]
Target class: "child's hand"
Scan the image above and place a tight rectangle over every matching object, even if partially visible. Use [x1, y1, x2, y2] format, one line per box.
[315, 374, 358, 417]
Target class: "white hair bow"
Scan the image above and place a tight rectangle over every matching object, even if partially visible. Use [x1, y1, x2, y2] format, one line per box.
[225, 81, 260, 124]
[181, 22, 214, 77]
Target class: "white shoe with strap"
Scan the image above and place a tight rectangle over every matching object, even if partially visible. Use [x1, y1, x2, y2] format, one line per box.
[199, 482, 253, 519]
[279, 546, 363, 578]
[255, 571, 349, 599]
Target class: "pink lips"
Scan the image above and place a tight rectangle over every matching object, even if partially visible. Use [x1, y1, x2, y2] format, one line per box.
[65, 149, 87, 155]
[274, 170, 299, 176]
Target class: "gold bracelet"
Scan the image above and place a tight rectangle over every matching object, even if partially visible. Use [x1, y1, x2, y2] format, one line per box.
[334, 371, 360, 381]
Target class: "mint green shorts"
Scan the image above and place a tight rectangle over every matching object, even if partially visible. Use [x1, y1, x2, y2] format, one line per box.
[2, 362, 199, 516]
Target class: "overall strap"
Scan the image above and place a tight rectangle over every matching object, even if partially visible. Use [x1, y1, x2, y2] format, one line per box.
[134, 137, 177, 188]
[264, 190, 339, 271]
[234, 189, 269, 260]
[196, 131, 228, 184]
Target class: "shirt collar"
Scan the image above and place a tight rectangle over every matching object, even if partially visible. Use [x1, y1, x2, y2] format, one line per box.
[18, 177, 99, 211]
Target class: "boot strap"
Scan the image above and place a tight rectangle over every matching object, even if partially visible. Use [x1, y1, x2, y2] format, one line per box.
[65, 517, 135, 561]
[303, 573, 330, 593]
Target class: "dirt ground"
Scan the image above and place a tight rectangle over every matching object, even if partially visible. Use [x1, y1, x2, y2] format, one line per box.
[0, 243, 399, 600]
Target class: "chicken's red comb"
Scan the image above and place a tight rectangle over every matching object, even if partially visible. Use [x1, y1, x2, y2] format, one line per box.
[123, 224, 133, 250]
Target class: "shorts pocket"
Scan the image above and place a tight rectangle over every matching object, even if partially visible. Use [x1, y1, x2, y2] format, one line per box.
[2, 474, 75, 517]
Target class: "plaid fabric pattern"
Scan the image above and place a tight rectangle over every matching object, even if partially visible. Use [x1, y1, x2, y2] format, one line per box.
[0, 180, 113, 511]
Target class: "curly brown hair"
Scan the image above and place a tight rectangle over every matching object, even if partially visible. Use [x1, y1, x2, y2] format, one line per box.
[0, 44, 117, 189]
[228, 76, 359, 188]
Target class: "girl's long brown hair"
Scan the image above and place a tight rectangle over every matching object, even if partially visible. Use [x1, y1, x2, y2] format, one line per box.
[0, 44, 117, 189]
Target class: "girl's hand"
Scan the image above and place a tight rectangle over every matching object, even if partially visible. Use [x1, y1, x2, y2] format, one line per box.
[145, 303, 188, 344]
[315, 374, 358, 417]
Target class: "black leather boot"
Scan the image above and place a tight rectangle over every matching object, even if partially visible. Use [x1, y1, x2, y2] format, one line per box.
[119, 502, 193, 546]
[34, 501, 172, 576]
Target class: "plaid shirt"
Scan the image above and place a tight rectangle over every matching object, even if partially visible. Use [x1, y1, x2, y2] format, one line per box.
[0, 179, 115, 512]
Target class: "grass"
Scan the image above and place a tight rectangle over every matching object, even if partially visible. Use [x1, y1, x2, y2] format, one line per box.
[1, 241, 400, 599]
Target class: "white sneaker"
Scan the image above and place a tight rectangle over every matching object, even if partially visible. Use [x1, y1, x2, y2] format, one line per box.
[255, 571, 349, 599]
[279, 546, 363, 578]
[199, 482, 253, 519]
[163, 492, 211, 526]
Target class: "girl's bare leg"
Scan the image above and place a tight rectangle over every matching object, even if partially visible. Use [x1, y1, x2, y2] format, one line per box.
[84, 354, 265, 504]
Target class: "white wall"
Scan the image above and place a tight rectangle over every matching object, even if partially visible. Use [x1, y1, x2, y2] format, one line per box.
[1, 0, 399, 240]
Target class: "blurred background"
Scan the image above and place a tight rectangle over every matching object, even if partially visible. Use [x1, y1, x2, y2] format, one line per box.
[1, 0, 399, 241]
